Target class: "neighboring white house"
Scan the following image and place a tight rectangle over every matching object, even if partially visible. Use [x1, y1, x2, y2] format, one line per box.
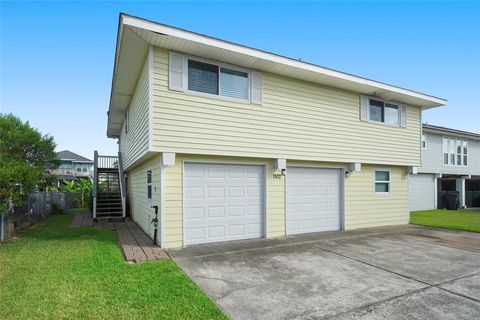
[409, 124, 480, 211]
[106, 14, 446, 248]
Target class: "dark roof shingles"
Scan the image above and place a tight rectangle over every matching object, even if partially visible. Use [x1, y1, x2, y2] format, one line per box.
[56, 150, 93, 162]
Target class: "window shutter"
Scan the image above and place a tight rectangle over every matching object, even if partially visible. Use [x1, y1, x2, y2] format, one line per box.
[399, 105, 407, 127]
[250, 71, 263, 104]
[169, 52, 184, 91]
[360, 95, 369, 121]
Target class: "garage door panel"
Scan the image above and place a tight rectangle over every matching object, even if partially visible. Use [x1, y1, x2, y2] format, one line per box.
[185, 207, 205, 219]
[409, 174, 435, 211]
[287, 167, 341, 235]
[184, 163, 265, 245]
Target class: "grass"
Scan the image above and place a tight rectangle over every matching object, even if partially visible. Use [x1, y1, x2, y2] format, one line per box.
[410, 209, 480, 233]
[0, 214, 227, 320]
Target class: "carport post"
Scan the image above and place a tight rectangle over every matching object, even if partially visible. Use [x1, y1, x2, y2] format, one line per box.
[456, 177, 466, 209]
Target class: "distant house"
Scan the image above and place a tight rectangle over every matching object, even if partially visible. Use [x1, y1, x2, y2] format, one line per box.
[409, 125, 480, 210]
[50, 150, 94, 185]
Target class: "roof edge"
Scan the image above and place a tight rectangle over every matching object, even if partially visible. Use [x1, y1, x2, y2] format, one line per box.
[423, 124, 480, 139]
[120, 13, 447, 107]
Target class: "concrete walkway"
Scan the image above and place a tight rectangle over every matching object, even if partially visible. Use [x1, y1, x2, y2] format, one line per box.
[170, 225, 480, 320]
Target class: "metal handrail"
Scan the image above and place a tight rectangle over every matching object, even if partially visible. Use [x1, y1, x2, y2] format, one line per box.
[97, 155, 118, 169]
[117, 152, 126, 218]
[93, 151, 98, 219]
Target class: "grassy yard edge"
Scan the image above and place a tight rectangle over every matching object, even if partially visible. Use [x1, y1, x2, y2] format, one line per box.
[410, 209, 480, 233]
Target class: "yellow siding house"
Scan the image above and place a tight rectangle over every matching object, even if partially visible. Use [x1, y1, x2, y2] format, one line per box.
[106, 14, 446, 248]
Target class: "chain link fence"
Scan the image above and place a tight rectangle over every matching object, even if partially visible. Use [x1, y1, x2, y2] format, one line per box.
[0, 191, 91, 241]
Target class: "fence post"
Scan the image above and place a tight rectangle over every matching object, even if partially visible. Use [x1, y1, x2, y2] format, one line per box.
[0, 211, 5, 242]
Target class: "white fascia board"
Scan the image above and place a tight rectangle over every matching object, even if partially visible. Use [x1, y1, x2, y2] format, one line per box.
[122, 14, 447, 108]
[107, 15, 126, 138]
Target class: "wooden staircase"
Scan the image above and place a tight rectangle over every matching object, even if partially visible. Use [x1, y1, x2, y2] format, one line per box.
[93, 151, 126, 221]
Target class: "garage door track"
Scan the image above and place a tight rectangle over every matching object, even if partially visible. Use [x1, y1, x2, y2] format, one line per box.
[169, 225, 480, 320]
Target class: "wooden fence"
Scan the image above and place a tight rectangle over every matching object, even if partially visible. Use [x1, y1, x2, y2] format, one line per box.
[0, 191, 90, 241]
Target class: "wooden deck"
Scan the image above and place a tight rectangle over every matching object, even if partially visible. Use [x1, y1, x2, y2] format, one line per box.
[70, 213, 168, 263]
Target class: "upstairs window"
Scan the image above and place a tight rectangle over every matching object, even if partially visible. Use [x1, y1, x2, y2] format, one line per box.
[443, 137, 468, 166]
[360, 96, 405, 127]
[369, 99, 399, 125]
[169, 52, 262, 104]
[449, 138, 455, 165]
[188, 60, 219, 95]
[422, 134, 427, 149]
[187, 59, 249, 101]
[463, 141, 468, 166]
[443, 138, 449, 165]
[374, 170, 391, 194]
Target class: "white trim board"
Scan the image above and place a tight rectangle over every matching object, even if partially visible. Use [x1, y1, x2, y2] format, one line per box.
[121, 14, 447, 107]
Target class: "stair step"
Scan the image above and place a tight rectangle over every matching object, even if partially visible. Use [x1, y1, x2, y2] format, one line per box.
[96, 212, 123, 216]
[97, 211, 123, 214]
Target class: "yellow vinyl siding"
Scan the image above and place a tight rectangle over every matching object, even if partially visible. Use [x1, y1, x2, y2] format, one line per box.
[163, 154, 285, 248]
[161, 156, 409, 248]
[127, 154, 160, 239]
[151, 47, 421, 167]
[120, 56, 150, 170]
[345, 165, 409, 229]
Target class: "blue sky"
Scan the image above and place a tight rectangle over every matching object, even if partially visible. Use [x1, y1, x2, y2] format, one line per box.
[1, 1, 479, 159]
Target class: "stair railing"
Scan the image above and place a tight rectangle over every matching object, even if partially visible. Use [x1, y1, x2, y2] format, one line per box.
[93, 150, 98, 219]
[117, 152, 127, 219]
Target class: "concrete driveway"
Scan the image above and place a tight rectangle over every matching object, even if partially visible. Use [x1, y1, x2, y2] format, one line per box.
[170, 225, 480, 320]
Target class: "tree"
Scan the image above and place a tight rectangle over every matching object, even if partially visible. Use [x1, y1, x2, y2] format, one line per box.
[0, 114, 59, 212]
[54, 178, 93, 208]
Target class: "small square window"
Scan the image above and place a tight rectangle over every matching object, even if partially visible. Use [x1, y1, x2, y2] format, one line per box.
[374, 170, 391, 194]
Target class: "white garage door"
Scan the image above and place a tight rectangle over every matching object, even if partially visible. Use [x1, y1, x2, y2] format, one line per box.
[286, 167, 342, 235]
[184, 163, 265, 245]
[409, 174, 436, 211]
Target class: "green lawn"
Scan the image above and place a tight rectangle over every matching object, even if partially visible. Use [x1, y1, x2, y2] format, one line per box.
[410, 209, 480, 233]
[0, 215, 226, 320]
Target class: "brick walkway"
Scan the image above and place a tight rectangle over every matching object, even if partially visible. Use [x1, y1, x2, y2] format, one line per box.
[69, 213, 94, 227]
[115, 221, 169, 263]
[70, 213, 168, 263]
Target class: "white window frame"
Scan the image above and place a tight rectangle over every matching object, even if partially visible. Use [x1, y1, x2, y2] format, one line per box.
[421, 134, 427, 149]
[442, 136, 468, 167]
[443, 137, 449, 165]
[367, 97, 400, 127]
[373, 169, 391, 196]
[147, 169, 152, 201]
[183, 55, 251, 104]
